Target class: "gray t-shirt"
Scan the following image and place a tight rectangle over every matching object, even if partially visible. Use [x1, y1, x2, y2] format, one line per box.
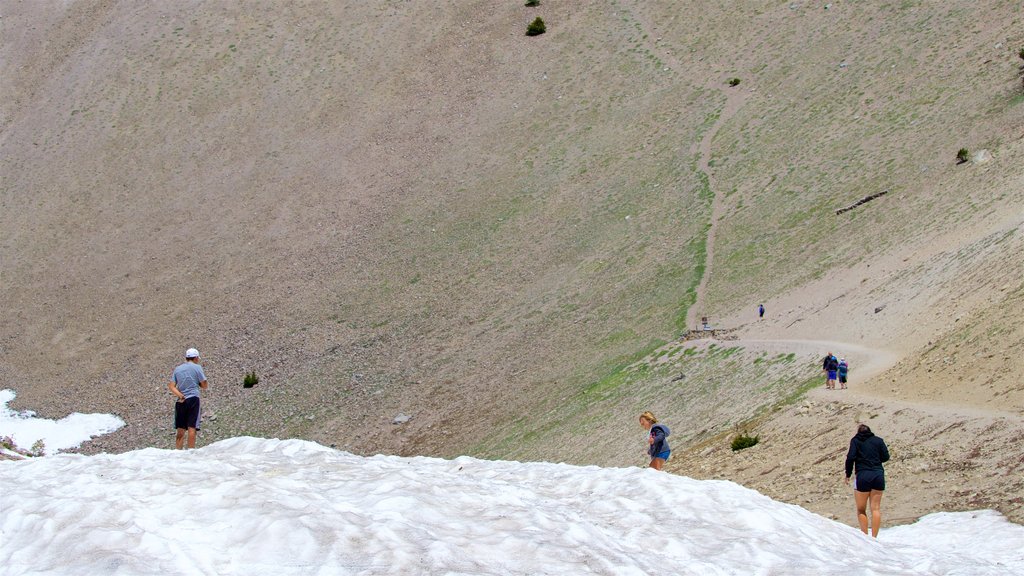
[172, 362, 206, 399]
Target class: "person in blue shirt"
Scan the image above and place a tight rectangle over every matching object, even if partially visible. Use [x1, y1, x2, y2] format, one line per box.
[639, 411, 670, 470]
[837, 358, 849, 389]
[168, 348, 209, 449]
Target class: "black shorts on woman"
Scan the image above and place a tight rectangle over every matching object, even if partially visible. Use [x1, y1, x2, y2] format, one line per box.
[854, 469, 885, 492]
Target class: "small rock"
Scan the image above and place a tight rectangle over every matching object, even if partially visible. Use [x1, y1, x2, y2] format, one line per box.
[392, 413, 412, 425]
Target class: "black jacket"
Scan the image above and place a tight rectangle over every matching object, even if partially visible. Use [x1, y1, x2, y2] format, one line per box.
[845, 430, 890, 477]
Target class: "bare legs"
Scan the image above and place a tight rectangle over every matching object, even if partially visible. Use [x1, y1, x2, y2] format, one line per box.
[854, 489, 884, 537]
[649, 458, 665, 471]
[175, 427, 197, 449]
[869, 491, 883, 537]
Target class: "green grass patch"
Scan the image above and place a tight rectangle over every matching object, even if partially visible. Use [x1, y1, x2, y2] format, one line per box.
[710, 345, 742, 358]
[600, 328, 640, 347]
[779, 373, 824, 406]
[582, 340, 665, 396]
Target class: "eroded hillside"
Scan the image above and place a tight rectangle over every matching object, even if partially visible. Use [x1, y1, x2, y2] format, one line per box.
[2, 0, 1023, 512]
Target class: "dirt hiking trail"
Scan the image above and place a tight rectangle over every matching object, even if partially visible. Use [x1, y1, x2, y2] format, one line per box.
[678, 330, 1024, 527]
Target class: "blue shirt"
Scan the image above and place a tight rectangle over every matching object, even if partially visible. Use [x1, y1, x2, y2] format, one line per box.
[648, 424, 670, 457]
[172, 362, 206, 399]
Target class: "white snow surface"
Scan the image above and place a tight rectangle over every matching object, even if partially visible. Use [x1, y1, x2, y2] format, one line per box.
[0, 389, 124, 455]
[2, 437, 1023, 576]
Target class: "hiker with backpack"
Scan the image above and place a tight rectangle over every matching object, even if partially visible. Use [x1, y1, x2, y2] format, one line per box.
[823, 352, 839, 390]
[639, 411, 670, 470]
[838, 357, 849, 389]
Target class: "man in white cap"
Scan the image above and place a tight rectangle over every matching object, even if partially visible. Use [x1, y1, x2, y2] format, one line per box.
[168, 347, 209, 449]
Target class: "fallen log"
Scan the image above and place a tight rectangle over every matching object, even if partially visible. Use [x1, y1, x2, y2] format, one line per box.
[835, 190, 888, 215]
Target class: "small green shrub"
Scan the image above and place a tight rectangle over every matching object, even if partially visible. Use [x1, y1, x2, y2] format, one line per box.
[243, 371, 260, 388]
[1018, 47, 1024, 60]
[727, 77, 741, 87]
[525, 0, 540, 6]
[956, 148, 970, 164]
[526, 17, 546, 36]
[731, 432, 760, 451]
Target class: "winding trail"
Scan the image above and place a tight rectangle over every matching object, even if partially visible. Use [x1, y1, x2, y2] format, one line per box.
[622, 3, 1021, 427]
[689, 335, 1024, 423]
[719, 338, 899, 382]
[686, 90, 747, 330]
[615, 3, 748, 330]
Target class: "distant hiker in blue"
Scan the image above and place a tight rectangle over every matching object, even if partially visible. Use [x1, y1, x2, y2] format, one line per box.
[758, 304, 765, 319]
[822, 352, 839, 390]
[844, 424, 890, 537]
[168, 348, 209, 449]
[837, 357, 849, 390]
[639, 411, 670, 470]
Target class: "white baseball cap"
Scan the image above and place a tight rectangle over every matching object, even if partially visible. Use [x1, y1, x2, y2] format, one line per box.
[185, 348, 200, 359]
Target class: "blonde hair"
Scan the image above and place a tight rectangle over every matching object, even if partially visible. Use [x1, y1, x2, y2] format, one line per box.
[640, 411, 658, 424]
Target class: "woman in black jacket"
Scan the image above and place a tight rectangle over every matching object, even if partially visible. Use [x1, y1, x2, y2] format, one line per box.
[844, 424, 890, 537]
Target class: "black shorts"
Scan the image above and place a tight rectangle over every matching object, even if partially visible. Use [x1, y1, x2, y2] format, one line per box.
[839, 374, 848, 384]
[854, 470, 885, 492]
[174, 396, 202, 430]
